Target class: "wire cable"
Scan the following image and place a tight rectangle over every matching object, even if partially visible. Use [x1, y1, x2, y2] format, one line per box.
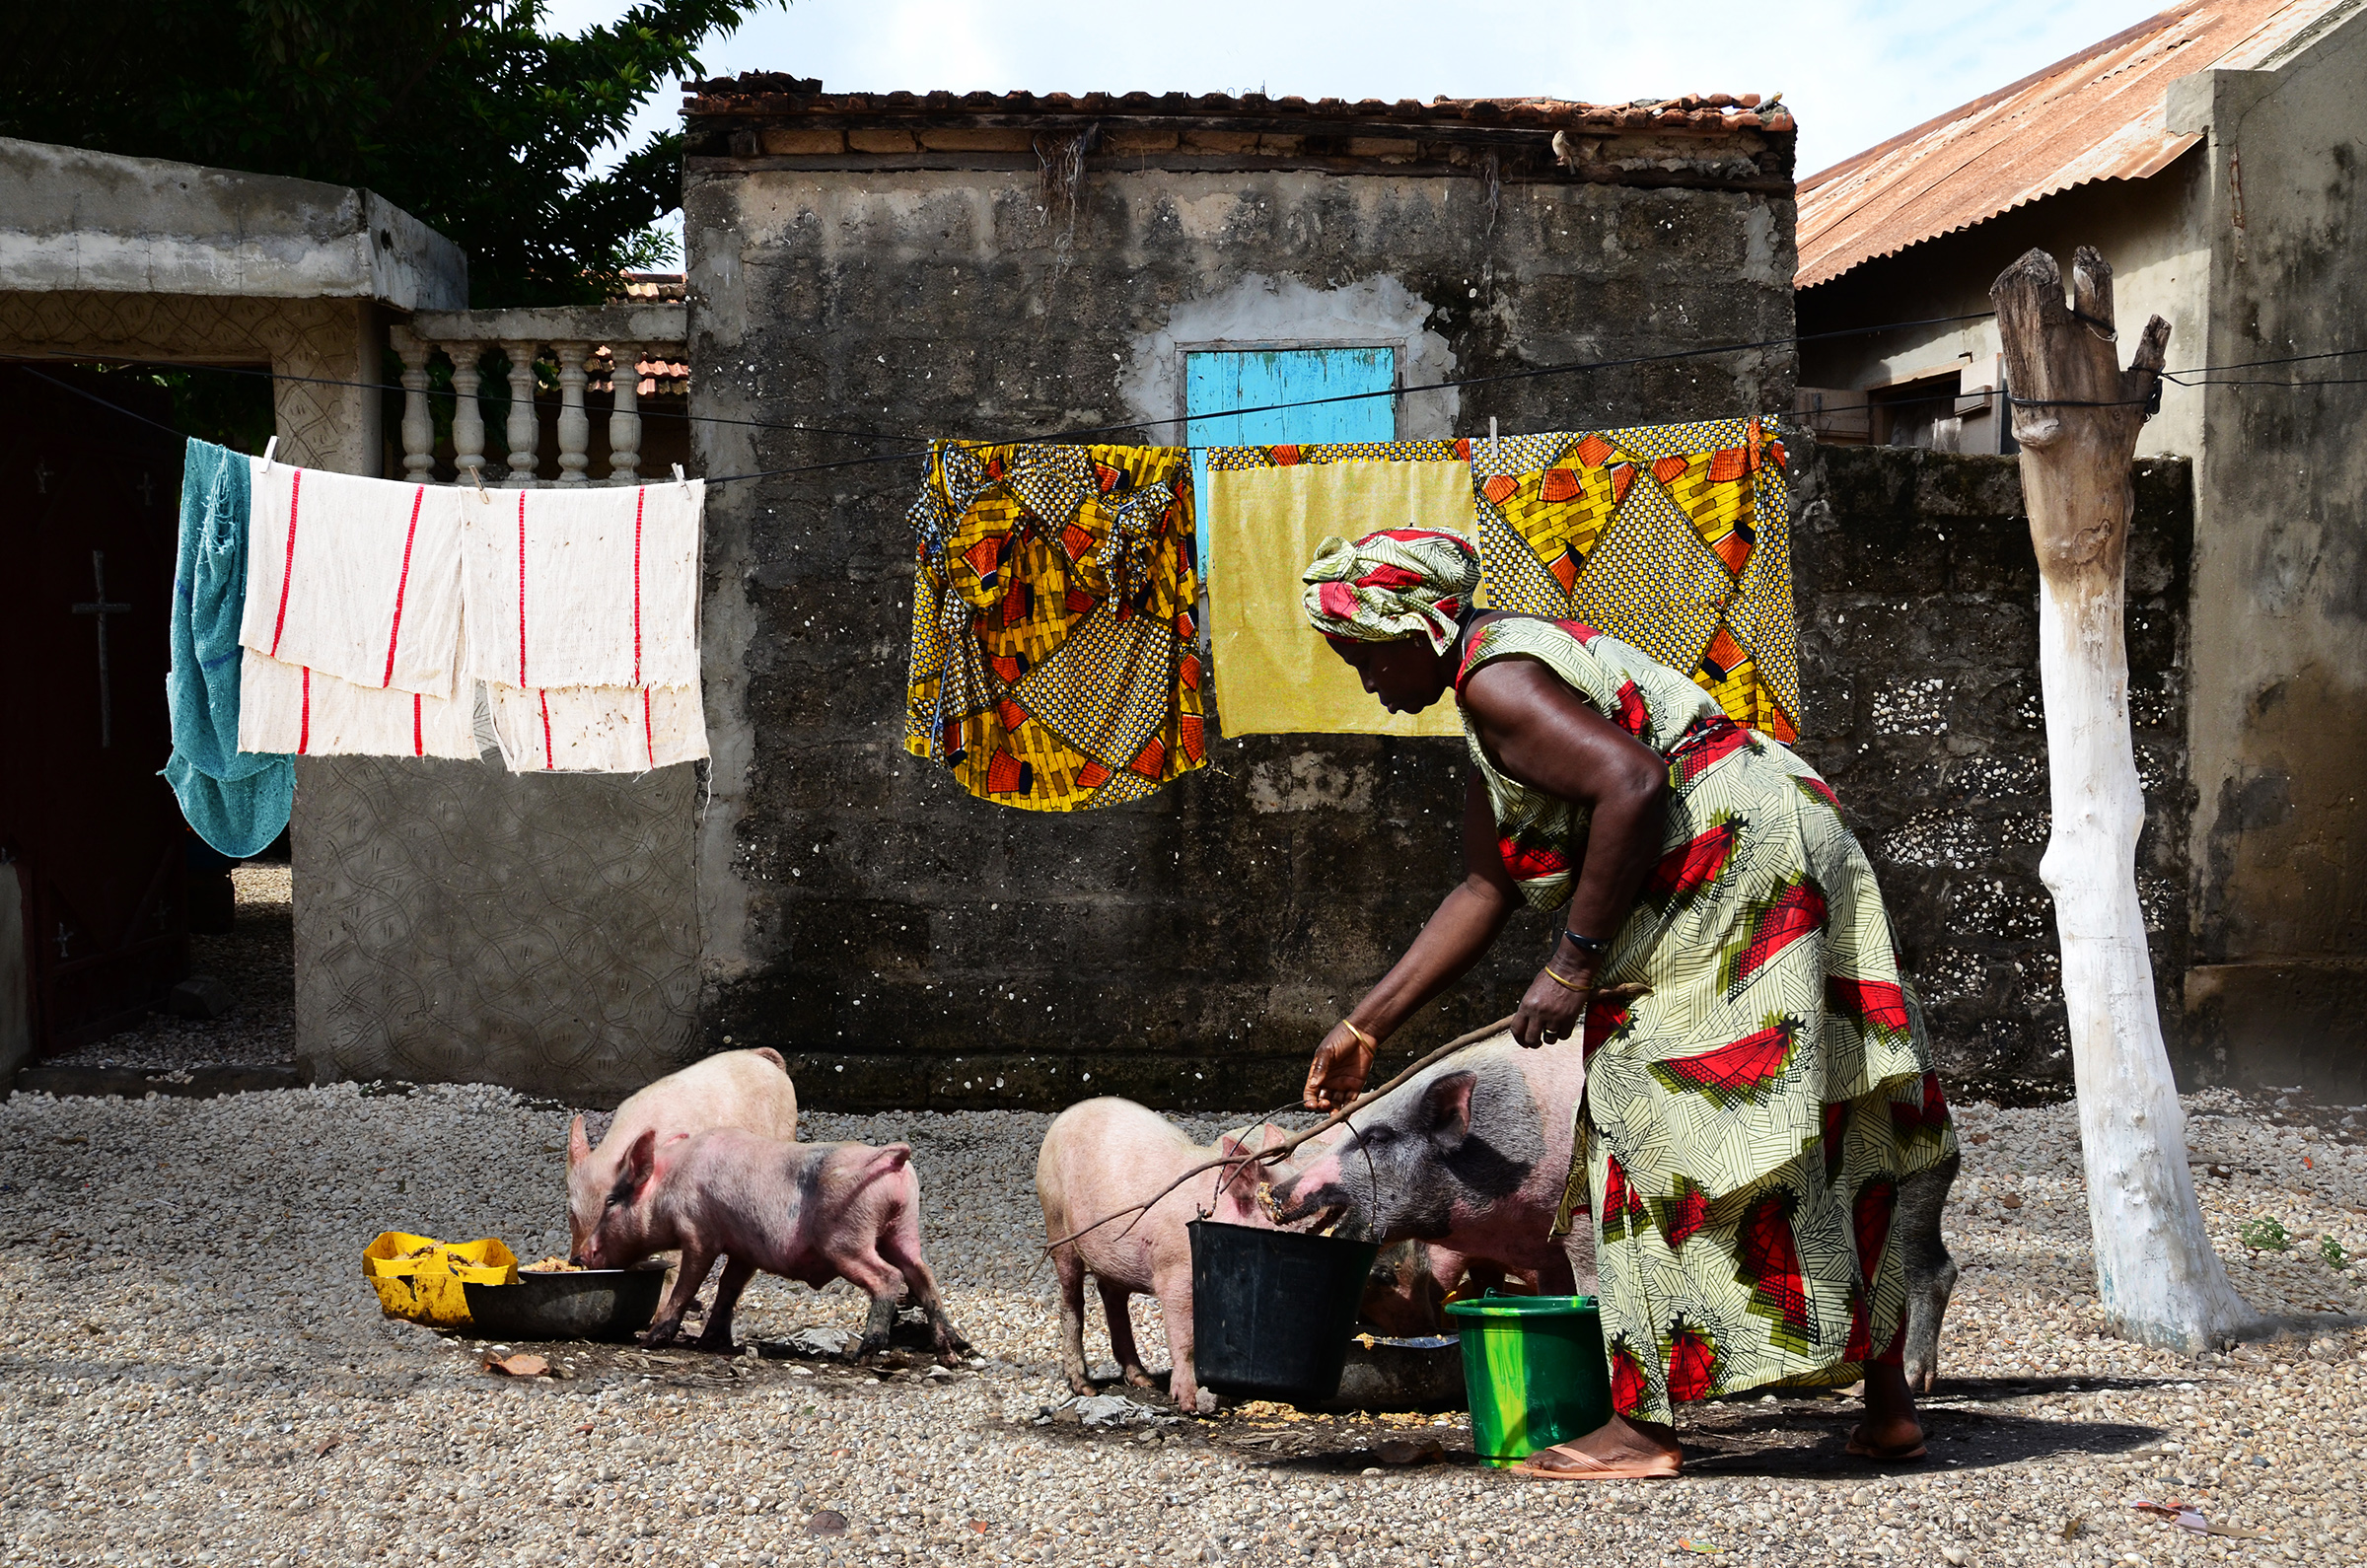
[14, 367, 192, 444]
[8, 311, 2006, 485]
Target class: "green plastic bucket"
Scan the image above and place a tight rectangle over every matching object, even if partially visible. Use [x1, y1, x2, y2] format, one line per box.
[1443, 1294, 1613, 1465]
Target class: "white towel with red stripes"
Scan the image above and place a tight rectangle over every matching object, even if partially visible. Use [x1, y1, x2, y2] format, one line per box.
[231, 462, 706, 772]
[237, 651, 479, 759]
[242, 463, 466, 698]
[461, 481, 702, 690]
[459, 478, 705, 774]
[483, 682, 709, 774]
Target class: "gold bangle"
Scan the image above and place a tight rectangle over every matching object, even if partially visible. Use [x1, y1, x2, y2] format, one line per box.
[1541, 965, 1591, 992]
[1339, 1019, 1377, 1050]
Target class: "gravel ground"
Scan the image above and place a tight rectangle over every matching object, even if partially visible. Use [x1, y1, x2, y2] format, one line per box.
[2, 1078, 2363, 1568]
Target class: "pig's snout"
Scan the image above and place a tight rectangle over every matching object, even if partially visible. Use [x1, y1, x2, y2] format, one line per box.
[1263, 1170, 1353, 1231]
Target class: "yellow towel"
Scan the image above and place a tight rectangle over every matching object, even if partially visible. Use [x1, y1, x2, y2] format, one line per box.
[1205, 459, 1475, 737]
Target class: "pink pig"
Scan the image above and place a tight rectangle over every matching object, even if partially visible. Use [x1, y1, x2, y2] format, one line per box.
[566, 1047, 800, 1263]
[576, 1126, 969, 1363]
[1036, 1099, 1304, 1414]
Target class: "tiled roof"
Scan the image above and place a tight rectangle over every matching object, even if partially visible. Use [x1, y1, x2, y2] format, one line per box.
[1796, 0, 2342, 290]
[682, 77, 1794, 135]
[617, 272, 685, 303]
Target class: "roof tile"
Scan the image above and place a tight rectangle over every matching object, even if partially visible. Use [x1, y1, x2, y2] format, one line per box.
[681, 76, 1795, 136]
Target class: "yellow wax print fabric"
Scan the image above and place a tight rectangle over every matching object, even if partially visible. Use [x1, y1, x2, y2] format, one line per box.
[1471, 417, 1799, 742]
[1204, 440, 1476, 737]
[903, 442, 1206, 811]
[1456, 616, 1954, 1425]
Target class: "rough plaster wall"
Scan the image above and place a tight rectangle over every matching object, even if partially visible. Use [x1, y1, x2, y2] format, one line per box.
[1119, 272, 1460, 436]
[1794, 158, 2212, 460]
[293, 755, 700, 1102]
[2183, 13, 2367, 1100]
[687, 161, 1794, 1109]
[1794, 448, 2194, 1093]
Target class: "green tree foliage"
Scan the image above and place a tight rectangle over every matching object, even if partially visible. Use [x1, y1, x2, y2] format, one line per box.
[5, 1, 780, 305]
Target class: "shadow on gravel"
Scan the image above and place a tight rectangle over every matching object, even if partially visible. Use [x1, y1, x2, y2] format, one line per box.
[1922, 1374, 2188, 1399]
[1682, 1395, 2163, 1479]
[1121, 1381, 2175, 1480]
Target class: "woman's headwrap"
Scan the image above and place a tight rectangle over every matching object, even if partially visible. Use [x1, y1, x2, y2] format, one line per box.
[1300, 529, 1482, 654]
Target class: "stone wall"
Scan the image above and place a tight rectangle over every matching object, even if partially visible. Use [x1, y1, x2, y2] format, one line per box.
[2172, 17, 2367, 1103]
[1794, 446, 2195, 1095]
[683, 100, 1799, 1110]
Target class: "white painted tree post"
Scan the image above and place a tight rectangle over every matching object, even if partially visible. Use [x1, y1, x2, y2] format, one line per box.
[1991, 246, 2257, 1350]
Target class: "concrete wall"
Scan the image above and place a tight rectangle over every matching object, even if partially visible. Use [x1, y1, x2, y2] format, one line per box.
[292, 755, 701, 1102]
[1795, 447, 2195, 1094]
[685, 138, 1797, 1109]
[0, 137, 466, 310]
[1795, 156, 2211, 460]
[2172, 9, 2367, 1102]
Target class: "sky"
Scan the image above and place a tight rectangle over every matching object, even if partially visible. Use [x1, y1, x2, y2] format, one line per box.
[548, 0, 2172, 199]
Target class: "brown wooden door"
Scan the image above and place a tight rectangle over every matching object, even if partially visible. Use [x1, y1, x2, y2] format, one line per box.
[0, 365, 189, 1051]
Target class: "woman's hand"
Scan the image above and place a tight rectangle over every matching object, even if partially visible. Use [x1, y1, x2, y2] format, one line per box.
[1511, 964, 1591, 1049]
[1303, 1022, 1379, 1111]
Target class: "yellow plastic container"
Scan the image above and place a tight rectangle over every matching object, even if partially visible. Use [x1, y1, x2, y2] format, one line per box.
[362, 1232, 519, 1327]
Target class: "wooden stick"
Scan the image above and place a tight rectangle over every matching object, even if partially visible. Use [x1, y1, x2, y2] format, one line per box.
[1043, 984, 1649, 1254]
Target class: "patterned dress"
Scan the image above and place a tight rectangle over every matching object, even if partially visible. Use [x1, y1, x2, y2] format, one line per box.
[1458, 614, 1956, 1425]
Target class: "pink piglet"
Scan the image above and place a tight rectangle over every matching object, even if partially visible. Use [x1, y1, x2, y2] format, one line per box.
[577, 1125, 970, 1364]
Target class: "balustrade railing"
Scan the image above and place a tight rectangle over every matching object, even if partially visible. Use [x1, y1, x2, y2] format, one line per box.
[392, 304, 688, 486]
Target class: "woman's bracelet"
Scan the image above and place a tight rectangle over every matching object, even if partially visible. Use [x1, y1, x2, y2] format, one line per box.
[1541, 965, 1592, 993]
[1560, 930, 1610, 958]
[1338, 1019, 1378, 1050]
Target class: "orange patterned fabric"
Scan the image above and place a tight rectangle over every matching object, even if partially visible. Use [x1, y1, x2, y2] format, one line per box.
[1471, 417, 1799, 742]
[904, 443, 1205, 811]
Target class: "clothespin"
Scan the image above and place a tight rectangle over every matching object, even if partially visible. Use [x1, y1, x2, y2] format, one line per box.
[260, 436, 278, 472]
[466, 463, 491, 504]
[1488, 416, 1499, 463]
[673, 463, 689, 495]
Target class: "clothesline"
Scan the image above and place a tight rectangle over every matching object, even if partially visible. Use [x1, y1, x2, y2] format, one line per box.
[21, 334, 2367, 490]
[0, 310, 2007, 473]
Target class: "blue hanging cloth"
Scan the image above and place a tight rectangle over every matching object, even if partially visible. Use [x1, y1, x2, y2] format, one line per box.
[164, 439, 294, 857]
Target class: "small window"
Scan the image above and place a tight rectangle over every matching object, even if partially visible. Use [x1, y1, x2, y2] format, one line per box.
[1184, 346, 1397, 589]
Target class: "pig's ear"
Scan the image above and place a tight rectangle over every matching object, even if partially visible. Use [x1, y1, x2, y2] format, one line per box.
[1419, 1072, 1477, 1148]
[1215, 1133, 1246, 1160]
[855, 1144, 912, 1183]
[621, 1127, 661, 1193]
[567, 1115, 592, 1170]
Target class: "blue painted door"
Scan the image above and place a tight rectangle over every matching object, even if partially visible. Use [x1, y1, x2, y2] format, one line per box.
[1184, 347, 1397, 593]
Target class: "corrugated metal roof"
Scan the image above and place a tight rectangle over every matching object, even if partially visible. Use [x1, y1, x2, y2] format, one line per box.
[682, 78, 1796, 135]
[1796, 0, 2344, 290]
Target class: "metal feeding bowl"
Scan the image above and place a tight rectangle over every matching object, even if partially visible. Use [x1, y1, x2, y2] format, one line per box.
[461, 1266, 665, 1342]
[1313, 1332, 1468, 1413]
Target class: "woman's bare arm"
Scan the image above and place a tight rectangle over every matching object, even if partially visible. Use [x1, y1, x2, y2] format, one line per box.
[1303, 774, 1519, 1107]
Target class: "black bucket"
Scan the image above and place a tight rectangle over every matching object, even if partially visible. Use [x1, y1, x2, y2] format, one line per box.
[1189, 1219, 1381, 1405]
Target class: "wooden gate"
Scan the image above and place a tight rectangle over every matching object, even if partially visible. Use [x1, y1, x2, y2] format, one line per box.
[0, 364, 189, 1051]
